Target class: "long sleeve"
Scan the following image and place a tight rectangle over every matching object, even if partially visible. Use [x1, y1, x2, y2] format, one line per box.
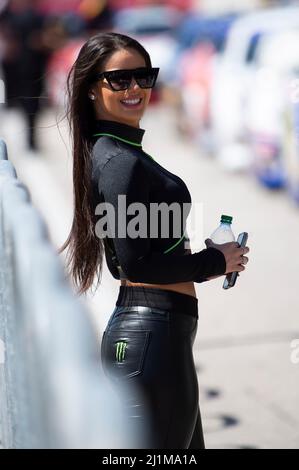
[95, 151, 226, 284]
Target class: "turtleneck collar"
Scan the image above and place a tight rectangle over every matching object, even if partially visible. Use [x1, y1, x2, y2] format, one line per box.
[93, 119, 145, 147]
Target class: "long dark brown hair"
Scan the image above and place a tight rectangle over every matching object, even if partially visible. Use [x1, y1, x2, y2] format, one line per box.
[58, 32, 152, 296]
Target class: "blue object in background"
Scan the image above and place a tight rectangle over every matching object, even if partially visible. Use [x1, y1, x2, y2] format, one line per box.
[174, 12, 240, 54]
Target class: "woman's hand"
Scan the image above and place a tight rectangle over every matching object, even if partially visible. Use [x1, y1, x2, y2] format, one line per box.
[204, 238, 250, 281]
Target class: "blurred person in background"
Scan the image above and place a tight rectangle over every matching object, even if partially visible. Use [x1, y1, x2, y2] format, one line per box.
[59, 31, 249, 448]
[0, 0, 67, 153]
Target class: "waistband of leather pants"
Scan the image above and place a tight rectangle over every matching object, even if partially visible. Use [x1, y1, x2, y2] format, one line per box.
[116, 286, 198, 319]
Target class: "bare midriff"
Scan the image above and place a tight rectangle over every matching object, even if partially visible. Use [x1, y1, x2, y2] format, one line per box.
[120, 279, 197, 298]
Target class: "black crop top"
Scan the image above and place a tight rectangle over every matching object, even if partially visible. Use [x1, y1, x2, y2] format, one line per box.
[90, 119, 226, 284]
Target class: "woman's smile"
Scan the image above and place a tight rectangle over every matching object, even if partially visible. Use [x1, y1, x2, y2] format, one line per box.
[120, 96, 143, 109]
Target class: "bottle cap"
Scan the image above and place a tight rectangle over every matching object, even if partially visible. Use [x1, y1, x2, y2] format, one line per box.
[221, 214, 233, 224]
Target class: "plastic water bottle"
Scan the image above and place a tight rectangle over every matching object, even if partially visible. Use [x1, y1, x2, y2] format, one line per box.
[210, 215, 235, 244]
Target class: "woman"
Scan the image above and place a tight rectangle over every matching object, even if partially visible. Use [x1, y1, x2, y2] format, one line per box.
[60, 32, 249, 449]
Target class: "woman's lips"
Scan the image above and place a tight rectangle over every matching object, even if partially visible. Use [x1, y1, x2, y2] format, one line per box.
[120, 98, 143, 108]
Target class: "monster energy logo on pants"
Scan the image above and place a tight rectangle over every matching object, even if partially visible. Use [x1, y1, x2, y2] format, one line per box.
[116, 341, 127, 362]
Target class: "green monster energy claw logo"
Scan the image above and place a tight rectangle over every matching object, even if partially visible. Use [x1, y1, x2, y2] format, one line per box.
[115, 341, 127, 362]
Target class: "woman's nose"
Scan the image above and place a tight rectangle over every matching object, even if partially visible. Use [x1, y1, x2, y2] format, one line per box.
[128, 77, 140, 91]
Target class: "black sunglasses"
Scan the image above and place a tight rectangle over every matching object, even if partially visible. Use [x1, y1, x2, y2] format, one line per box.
[93, 67, 160, 91]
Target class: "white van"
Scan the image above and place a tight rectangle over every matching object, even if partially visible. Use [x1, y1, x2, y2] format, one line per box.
[210, 6, 299, 171]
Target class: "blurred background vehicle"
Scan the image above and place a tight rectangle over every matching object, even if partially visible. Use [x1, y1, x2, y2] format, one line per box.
[245, 29, 299, 189]
[282, 68, 299, 204]
[209, 5, 299, 172]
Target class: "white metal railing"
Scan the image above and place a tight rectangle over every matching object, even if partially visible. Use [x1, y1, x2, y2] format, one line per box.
[0, 139, 143, 449]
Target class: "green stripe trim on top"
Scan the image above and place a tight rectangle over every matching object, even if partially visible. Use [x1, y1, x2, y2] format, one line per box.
[93, 132, 142, 147]
[163, 232, 186, 255]
[93, 132, 155, 161]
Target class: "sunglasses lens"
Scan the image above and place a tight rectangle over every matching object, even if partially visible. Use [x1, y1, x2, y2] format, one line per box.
[104, 68, 159, 90]
[107, 71, 132, 91]
[135, 69, 158, 88]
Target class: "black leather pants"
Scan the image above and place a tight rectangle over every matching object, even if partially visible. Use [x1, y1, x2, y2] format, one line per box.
[100, 286, 205, 449]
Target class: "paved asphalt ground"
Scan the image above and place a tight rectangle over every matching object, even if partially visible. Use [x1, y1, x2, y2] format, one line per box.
[1, 103, 299, 449]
